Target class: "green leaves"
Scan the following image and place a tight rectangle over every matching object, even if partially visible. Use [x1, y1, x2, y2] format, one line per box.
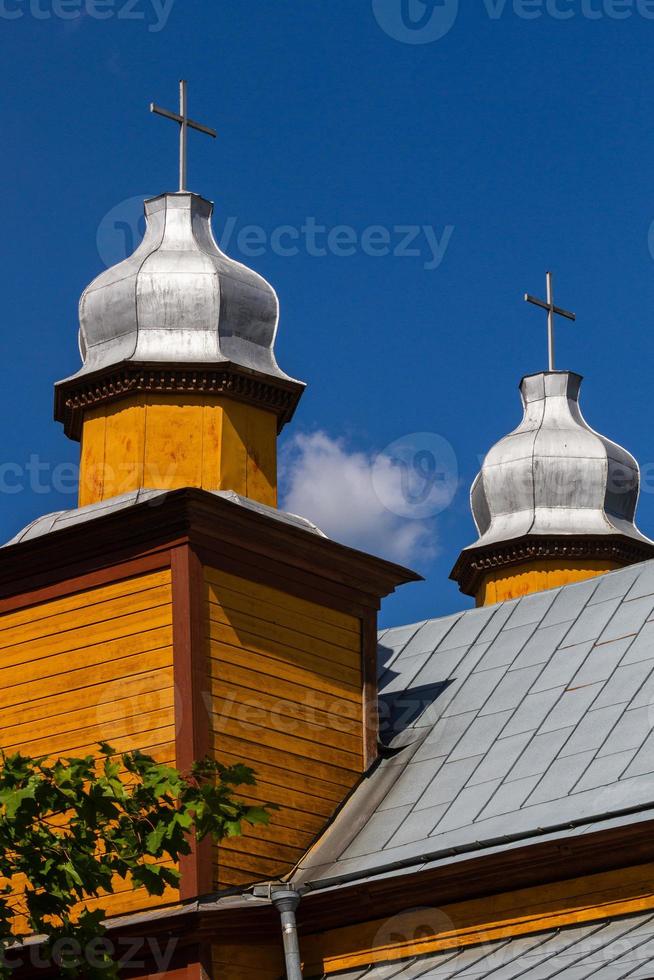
[0, 745, 272, 977]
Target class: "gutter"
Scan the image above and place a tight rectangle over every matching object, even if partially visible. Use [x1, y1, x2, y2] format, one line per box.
[295, 800, 654, 894]
[252, 884, 304, 979]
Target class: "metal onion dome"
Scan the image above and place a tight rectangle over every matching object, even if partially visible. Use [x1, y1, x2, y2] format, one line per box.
[451, 371, 654, 596]
[71, 192, 296, 383]
[54, 192, 305, 440]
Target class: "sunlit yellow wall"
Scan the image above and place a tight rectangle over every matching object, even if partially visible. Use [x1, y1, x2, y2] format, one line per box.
[204, 566, 365, 890]
[0, 569, 178, 922]
[477, 560, 619, 606]
[79, 395, 277, 508]
[302, 862, 654, 974]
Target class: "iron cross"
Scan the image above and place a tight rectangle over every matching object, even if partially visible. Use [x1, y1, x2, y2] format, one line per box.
[524, 271, 576, 372]
[150, 80, 217, 193]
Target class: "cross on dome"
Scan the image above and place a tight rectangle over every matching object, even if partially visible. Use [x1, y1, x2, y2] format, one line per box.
[150, 79, 217, 193]
[524, 271, 576, 372]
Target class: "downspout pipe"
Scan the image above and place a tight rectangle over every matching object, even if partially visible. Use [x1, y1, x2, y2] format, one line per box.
[270, 887, 303, 980]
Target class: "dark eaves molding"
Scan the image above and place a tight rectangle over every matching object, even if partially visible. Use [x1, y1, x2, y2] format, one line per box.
[0, 488, 421, 609]
[54, 361, 306, 440]
[450, 534, 654, 597]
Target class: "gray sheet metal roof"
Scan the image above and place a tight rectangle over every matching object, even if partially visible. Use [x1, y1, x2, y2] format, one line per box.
[296, 562, 654, 889]
[3, 489, 326, 547]
[310, 909, 654, 979]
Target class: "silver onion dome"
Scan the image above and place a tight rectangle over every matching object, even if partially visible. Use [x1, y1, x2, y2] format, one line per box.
[55, 191, 305, 439]
[468, 371, 654, 550]
[66, 191, 297, 384]
[450, 369, 654, 598]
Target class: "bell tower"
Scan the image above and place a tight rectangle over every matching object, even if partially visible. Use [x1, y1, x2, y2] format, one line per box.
[452, 273, 654, 605]
[55, 81, 303, 510]
[54, 191, 304, 510]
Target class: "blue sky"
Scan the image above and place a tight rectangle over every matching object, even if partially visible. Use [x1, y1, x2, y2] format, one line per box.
[2, 0, 654, 628]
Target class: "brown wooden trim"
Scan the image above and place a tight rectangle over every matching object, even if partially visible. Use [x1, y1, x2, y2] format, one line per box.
[361, 610, 379, 768]
[198, 943, 213, 980]
[172, 545, 213, 900]
[182, 493, 419, 602]
[121, 940, 211, 979]
[9, 914, 212, 979]
[145, 972, 195, 980]
[304, 862, 654, 973]
[0, 530, 187, 602]
[451, 533, 654, 597]
[0, 550, 172, 616]
[194, 542, 375, 618]
[55, 361, 305, 440]
[0, 490, 418, 611]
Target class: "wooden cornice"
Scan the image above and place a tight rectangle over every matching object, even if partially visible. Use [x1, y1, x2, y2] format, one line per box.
[450, 533, 654, 597]
[54, 362, 306, 440]
[0, 489, 421, 614]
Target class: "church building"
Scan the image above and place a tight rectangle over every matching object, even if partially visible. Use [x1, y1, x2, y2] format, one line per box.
[2, 86, 654, 978]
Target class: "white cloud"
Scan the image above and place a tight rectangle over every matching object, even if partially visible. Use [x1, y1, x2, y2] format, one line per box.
[280, 431, 439, 567]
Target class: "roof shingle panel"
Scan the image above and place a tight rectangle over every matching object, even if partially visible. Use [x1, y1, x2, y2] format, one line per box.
[297, 562, 654, 891]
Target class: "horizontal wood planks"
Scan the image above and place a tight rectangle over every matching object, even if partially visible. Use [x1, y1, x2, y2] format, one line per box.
[212, 942, 283, 980]
[204, 566, 365, 889]
[302, 861, 654, 973]
[0, 567, 178, 920]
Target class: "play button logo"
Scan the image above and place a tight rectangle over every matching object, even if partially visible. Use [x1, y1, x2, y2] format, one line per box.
[372, 0, 459, 43]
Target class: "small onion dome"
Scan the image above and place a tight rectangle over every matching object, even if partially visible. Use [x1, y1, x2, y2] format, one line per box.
[451, 371, 654, 596]
[54, 192, 304, 439]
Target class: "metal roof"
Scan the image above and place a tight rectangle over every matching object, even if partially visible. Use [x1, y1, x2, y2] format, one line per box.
[57, 191, 302, 387]
[296, 561, 654, 889]
[3, 489, 326, 547]
[310, 909, 654, 978]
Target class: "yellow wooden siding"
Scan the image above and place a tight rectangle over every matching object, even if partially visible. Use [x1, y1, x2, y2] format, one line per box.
[478, 560, 619, 605]
[79, 394, 278, 508]
[204, 567, 364, 889]
[0, 569, 177, 921]
[302, 862, 654, 973]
